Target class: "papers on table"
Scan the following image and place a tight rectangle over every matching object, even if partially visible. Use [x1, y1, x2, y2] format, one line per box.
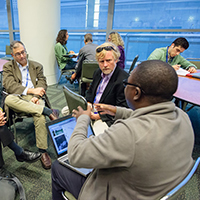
[176, 68, 189, 76]
[91, 119, 108, 136]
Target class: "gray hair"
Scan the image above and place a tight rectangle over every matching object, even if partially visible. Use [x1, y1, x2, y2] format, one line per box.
[10, 40, 26, 53]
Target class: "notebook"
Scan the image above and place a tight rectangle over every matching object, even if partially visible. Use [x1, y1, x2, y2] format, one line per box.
[46, 114, 94, 177]
[186, 72, 200, 79]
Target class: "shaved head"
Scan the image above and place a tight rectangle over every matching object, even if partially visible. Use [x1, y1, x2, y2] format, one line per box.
[128, 60, 178, 106]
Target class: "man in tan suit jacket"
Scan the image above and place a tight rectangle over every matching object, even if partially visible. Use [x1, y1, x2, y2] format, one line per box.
[3, 41, 59, 170]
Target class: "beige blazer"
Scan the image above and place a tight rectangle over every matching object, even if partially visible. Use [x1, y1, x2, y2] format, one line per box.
[2, 59, 51, 119]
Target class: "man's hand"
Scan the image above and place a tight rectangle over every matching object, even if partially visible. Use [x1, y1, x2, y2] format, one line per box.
[90, 113, 101, 120]
[31, 97, 39, 104]
[188, 66, 197, 73]
[28, 87, 46, 97]
[72, 105, 91, 120]
[172, 64, 181, 71]
[0, 109, 7, 126]
[94, 104, 117, 116]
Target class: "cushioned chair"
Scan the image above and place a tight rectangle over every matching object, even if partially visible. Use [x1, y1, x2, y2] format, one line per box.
[63, 85, 87, 114]
[1, 45, 12, 61]
[128, 55, 139, 75]
[79, 60, 99, 96]
[56, 58, 75, 88]
[160, 157, 200, 200]
[189, 61, 200, 69]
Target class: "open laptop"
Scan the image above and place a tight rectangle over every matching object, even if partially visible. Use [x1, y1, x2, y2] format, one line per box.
[46, 114, 94, 177]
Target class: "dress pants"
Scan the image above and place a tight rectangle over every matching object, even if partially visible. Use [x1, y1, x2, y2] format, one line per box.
[5, 94, 48, 149]
[51, 160, 86, 200]
[64, 61, 77, 70]
[0, 125, 14, 167]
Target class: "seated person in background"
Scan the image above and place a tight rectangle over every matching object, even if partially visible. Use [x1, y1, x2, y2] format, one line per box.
[3, 41, 59, 170]
[0, 108, 41, 178]
[61, 42, 128, 128]
[55, 29, 77, 70]
[148, 37, 197, 73]
[67, 33, 98, 96]
[51, 60, 194, 200]
[86, 42, 128, 127]
[108, 31, 125, 69]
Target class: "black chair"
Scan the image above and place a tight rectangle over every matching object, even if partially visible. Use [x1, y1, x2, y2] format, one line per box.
[128, 55, 139, 75]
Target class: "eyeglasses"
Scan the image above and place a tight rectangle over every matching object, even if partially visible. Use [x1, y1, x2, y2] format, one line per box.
[96, 46, 116, 53]
[14, 50, 26, 57]
[123, 79, 145, 94]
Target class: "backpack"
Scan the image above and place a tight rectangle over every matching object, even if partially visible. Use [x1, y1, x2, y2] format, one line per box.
[0, 176, 26, 200]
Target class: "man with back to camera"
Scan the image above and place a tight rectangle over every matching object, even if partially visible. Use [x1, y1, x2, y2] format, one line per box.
[67, 33, 98, 96]
[148, 37, 197, 72]
[51, 60, 194, 200]
[3, 41, 59, 170]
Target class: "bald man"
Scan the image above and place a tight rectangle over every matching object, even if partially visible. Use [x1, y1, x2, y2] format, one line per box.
[51, 60, 194, 200]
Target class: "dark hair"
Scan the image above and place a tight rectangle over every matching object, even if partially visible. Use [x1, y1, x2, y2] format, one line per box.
[172, 37, 189, 50]
[84, 33, 93, 43]
[56, 29, 67, 45]
[132, 60, 178, 103]
[10, 40, 25, 53]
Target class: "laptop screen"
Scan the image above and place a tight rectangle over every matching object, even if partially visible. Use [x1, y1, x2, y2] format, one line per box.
[46, 115, 94, 157]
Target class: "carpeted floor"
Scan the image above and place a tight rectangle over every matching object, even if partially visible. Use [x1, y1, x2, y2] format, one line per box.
[2, 76, 200, 199]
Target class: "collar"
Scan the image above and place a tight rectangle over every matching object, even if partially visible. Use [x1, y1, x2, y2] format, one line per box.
[17, 60, 29, 69]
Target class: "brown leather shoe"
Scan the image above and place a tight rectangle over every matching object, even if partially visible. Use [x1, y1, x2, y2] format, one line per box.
[49, 109, 59, 121]
[40, 152, 51, 169]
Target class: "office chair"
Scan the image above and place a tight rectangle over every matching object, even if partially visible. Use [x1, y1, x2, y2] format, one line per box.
[79, 60, 99, 96]
[189, 61, 200, 69]
[128, 55, 139, 74]
[56, 58, 75, 88]
[160, 157, 200, 200]
[63, 85, 87, 114]
[1, 45, 12, 61]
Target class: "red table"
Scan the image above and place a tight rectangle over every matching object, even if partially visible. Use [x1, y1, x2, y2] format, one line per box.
[0, 59, 9, 72]
[174, 72, 200, 111]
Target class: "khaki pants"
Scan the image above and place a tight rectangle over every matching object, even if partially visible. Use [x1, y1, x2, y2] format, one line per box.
[5, 94, 48, 149]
